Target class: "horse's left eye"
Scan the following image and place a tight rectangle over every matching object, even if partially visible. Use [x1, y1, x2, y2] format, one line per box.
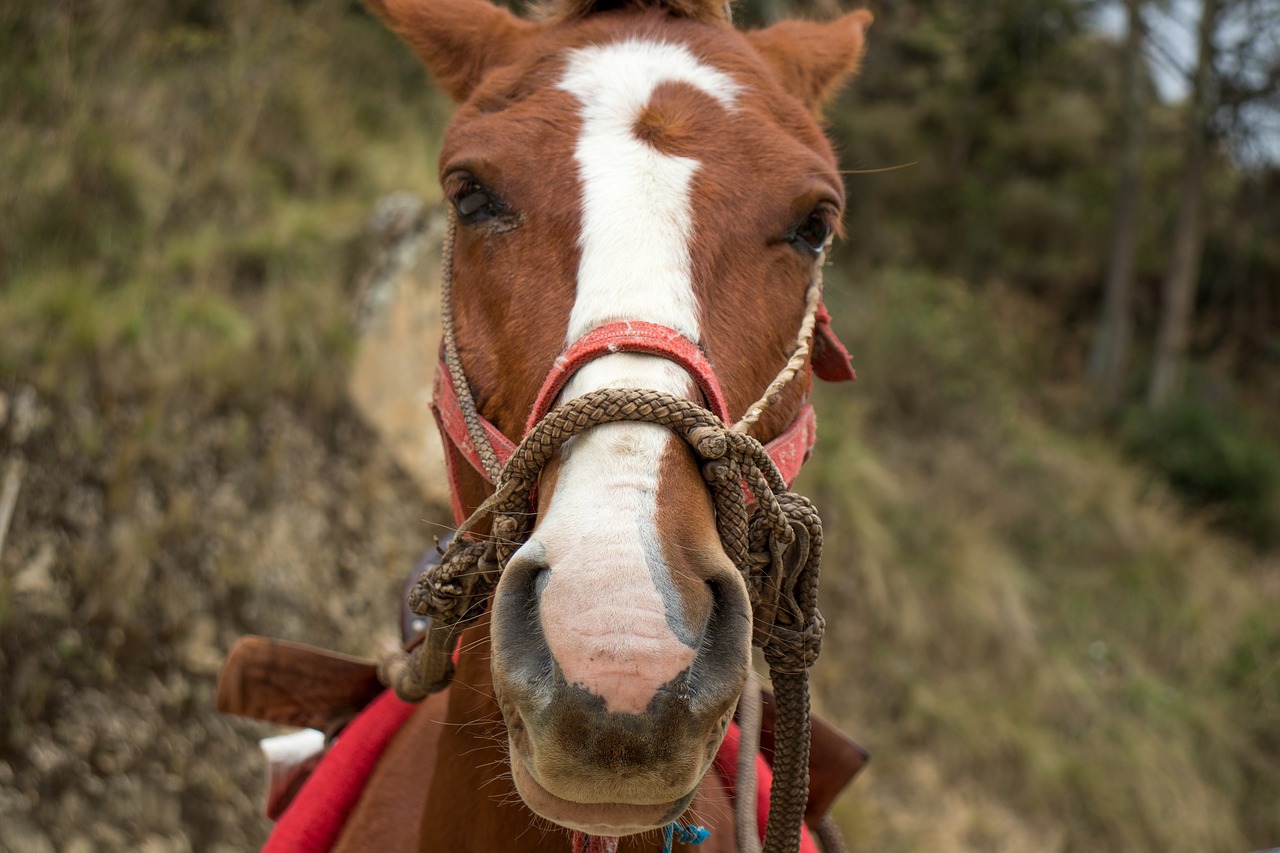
[791, 210, 833, 254]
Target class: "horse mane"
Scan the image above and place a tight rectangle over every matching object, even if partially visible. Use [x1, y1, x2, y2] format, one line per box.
[535, 0, 732, 25]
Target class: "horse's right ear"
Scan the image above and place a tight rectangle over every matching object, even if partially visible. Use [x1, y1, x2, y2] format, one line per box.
[746, 9, 872, 111]
[365, 0, 535, 102]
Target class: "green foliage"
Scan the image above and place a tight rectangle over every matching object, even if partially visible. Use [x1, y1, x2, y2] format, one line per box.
[1122, 397, 1280, 546]
[830, 268, 1034, 438]
[806, 268, 1279, 851]
[0, 0, 444, 408]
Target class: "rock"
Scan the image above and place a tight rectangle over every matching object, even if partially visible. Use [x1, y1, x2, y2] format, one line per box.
[348, 195, 451, 507]
[14, 541, 56, 597]
[179, 615, 224, 676]
[8, 386, 48, 446]
[0, 815, 56, 853]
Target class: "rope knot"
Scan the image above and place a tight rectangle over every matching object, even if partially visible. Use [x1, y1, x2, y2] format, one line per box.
[689, 426, 728, 460]
[700, 457, 736, 485]
[407, 537, 498, 625]
[761, 611, 825, 674]
[492, 513, 520, 542]
[412, 206, 837, 853]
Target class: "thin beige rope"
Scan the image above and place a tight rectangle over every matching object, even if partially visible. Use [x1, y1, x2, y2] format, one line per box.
[735, 671, 764, 853]
[732, 243, 828, 434]
[814, 814, 850, 853]
[439, 210, 503, 482]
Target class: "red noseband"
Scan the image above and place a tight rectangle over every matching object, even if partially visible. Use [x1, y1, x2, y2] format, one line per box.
[431, 308, 855, 527]
[526, 320, 735, 430]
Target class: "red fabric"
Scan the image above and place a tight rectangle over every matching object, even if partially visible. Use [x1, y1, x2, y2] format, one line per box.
[432, 360, 518, 475]
[262, 690, 417, 853]
[812, 303, 857, 383]
[432, 362, 520, 527]
[431, 398, 473, 530]
[761, 403, 815, 489]
[268, 690, 814, 852]
[713, 721, 820, 853]
[526, 321, 733, 431]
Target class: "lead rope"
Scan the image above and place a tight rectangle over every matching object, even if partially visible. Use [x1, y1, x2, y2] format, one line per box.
[382, 206, 842, 853]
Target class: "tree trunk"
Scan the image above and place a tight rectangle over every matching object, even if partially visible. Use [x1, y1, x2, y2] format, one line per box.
[1148, 0, 1219, 408]
[1089, 0, 1146, 407]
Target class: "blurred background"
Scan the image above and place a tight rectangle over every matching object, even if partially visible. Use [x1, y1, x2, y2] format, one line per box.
[0, 0, 1277, 850]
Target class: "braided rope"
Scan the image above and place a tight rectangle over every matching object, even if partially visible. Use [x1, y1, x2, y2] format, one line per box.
[439, 210, 503, 482]
[383, 388, 825, 852]
[384, 208, 837, 852]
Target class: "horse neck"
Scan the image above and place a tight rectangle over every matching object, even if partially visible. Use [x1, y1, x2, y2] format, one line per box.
[412, 619, 520, 849]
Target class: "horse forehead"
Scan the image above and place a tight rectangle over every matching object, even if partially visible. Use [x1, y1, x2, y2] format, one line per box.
[556, 38, 742, 111]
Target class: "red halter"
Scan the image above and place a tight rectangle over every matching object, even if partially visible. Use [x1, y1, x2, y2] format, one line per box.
[431, 304, 855, 527]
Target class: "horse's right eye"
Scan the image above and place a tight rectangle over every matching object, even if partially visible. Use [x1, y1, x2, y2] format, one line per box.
[452, 181, 503, 224]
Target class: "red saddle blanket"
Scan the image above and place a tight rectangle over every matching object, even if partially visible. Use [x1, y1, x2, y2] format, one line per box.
[261, 689, 817, 852]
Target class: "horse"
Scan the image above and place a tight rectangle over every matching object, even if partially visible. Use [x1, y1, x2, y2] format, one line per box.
[219, 1, 871, 850]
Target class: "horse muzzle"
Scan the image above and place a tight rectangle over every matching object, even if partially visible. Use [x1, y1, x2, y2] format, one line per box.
[490, 540, 751, 834]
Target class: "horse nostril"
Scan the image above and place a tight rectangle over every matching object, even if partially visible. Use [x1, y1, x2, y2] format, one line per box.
[705, 577, 724, 605]
[498, 542, 550, 607]
[684, 571, 751, 715]
[492, 542, 555, 705]
[705, 575, 746, 638]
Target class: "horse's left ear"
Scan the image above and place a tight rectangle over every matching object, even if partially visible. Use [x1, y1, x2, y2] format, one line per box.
[365, 0, 535, 102]
[746, 9, 873, 110]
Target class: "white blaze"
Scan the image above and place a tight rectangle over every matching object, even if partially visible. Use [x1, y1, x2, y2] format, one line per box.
[559, 39, 740, 344]
[525, 41, 740, 714]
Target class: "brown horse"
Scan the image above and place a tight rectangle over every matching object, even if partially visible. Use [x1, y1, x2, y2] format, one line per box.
[233, 1, 871, 850]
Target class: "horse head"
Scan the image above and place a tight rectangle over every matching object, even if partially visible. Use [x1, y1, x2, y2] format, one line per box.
[369, 0, 869, 838]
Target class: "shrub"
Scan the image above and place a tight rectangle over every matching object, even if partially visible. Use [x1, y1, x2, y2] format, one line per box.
[1122, 398, 1280, 547]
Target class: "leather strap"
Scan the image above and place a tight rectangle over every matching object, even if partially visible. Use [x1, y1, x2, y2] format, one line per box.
[526, 321, 733, 431]
[216, 636, 387, 739]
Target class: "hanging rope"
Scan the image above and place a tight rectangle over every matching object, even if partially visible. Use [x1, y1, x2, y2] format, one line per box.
[735, 672, 764, 853]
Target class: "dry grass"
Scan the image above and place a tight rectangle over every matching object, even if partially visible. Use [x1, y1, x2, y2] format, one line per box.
[805, 268, 1280, 852]
[0, 3, 449, 849]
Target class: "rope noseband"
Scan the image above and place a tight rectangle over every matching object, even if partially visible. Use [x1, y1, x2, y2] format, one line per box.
[380, 208, 851, 853]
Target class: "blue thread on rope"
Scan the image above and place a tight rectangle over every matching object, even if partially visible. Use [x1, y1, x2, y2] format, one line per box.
[663, 822, 710, 852]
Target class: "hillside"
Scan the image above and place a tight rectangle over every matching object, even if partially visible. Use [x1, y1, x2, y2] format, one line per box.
[1, 2, 1277, 851]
